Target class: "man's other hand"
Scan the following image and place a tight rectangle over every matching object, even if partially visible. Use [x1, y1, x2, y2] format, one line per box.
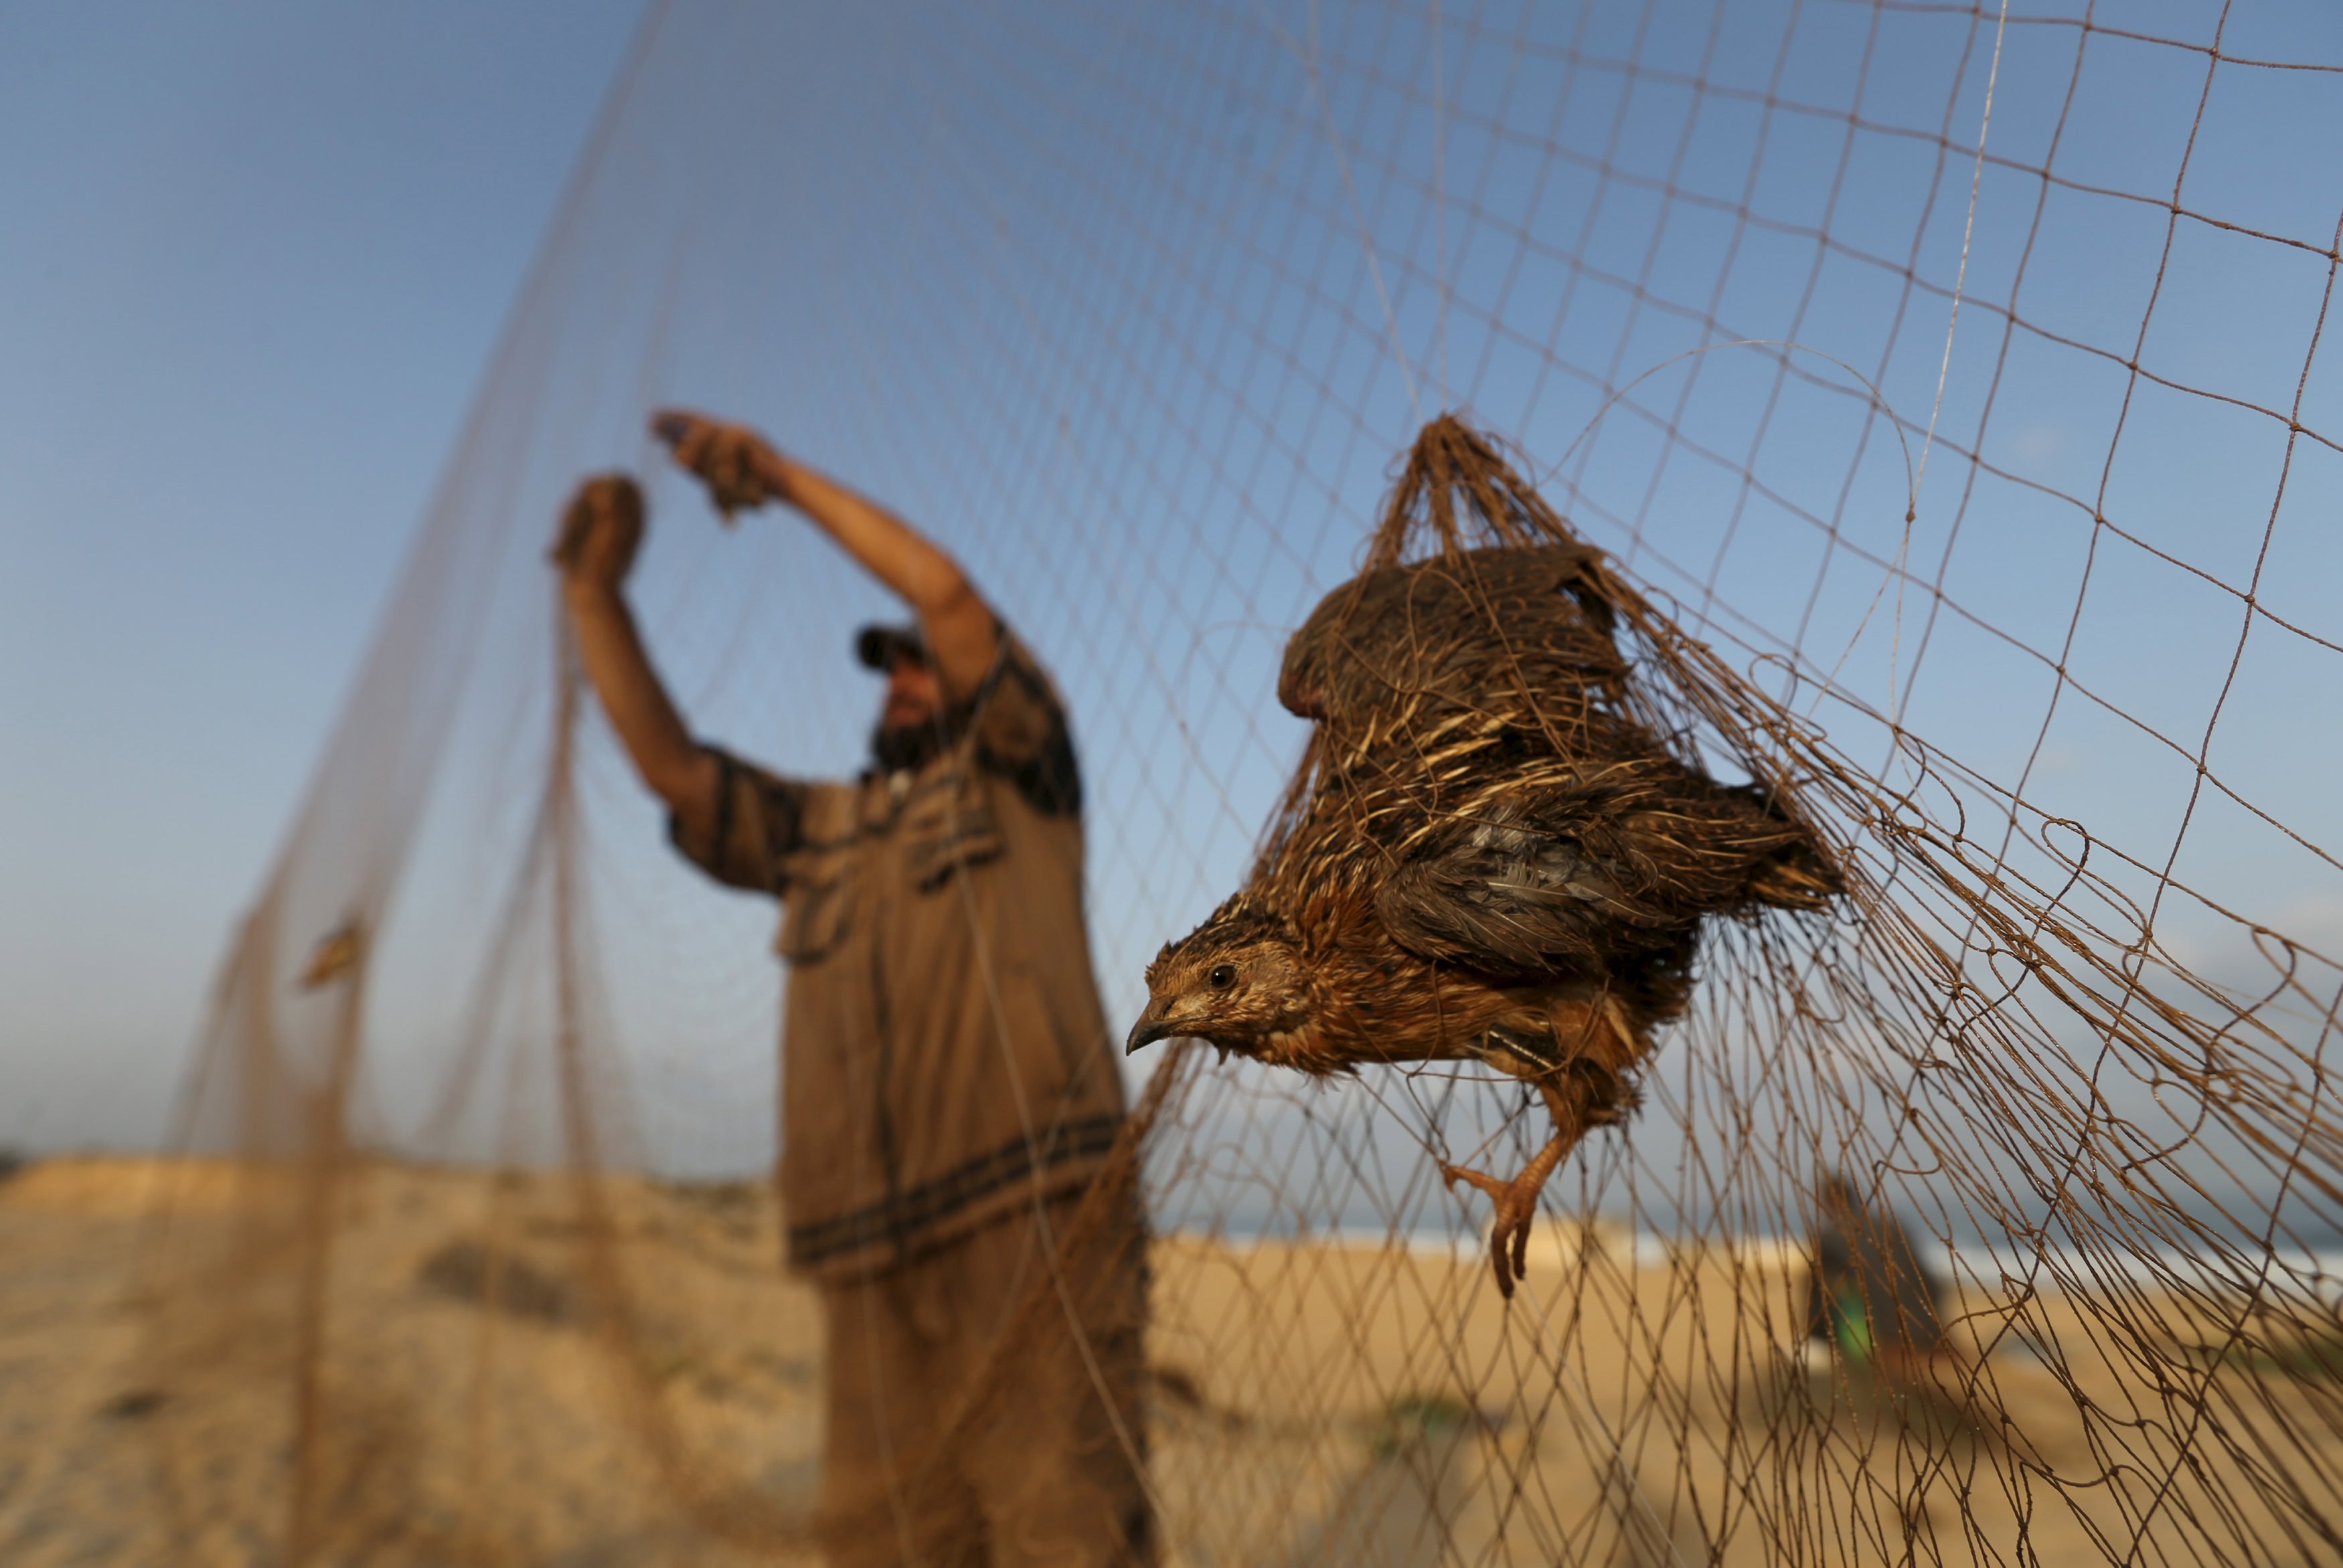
[552, 473, 647, 592]
[651, 408, 780, 519]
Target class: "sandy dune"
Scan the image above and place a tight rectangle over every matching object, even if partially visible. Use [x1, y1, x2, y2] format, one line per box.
[4, 1158, 2335, 1565]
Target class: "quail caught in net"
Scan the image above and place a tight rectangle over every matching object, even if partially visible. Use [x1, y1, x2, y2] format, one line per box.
[1127, 416, 1841, 1295]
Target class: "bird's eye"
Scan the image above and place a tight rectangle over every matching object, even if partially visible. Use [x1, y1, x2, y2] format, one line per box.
[1206, 964, 1238, 990]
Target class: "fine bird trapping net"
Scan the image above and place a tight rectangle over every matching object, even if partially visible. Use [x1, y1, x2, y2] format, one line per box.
[102, 0, 2343, 1564]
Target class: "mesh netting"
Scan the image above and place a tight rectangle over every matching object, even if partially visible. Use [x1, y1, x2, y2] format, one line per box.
[97, 1, 2343, 1563]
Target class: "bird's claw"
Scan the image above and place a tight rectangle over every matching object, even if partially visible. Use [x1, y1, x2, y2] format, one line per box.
[1440, 1162, 1536, 1299]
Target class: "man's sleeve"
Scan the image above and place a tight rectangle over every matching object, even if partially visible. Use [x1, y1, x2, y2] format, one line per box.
[667, 746, 811, 895]
[970, 628, 1081, 817]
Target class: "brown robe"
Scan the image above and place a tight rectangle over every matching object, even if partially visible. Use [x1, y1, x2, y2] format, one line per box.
[669, 630, 1129, 1280]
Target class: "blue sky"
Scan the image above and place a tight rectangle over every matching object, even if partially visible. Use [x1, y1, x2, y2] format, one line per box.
[5, 0, 2340, 1212]
[0, 3, 643, 1146]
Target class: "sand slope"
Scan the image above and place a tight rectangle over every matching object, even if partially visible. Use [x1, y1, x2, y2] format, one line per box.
[5, 1159, 2336, 1565]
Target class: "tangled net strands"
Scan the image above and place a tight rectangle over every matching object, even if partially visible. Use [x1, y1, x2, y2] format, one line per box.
[1229, 409, 2343, 1553]
[94, 1, 2343, 1563]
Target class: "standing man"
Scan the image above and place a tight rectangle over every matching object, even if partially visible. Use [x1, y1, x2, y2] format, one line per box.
[1804, 1170, 1947, 1369]
[553, 412, 1150, 1567]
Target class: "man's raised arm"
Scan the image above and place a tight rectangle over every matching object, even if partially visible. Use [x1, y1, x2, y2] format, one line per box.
[552, 474, 722, 836]
[652, 410, 999, 701]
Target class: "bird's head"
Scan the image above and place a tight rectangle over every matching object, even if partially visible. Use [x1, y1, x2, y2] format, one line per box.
[1127, 901, 1312, 1058]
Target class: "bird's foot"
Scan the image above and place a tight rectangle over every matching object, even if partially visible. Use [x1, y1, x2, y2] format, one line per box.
[1439, 1161, 1548, 1299]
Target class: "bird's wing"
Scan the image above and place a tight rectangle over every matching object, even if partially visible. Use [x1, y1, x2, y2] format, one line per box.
[1372, 759, 1832, 978]
[1374, 794, 1626, 977]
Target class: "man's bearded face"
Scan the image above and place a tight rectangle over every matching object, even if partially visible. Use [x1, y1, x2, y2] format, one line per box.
[881, 658, 944, 733]
[870, 657, 949, 773]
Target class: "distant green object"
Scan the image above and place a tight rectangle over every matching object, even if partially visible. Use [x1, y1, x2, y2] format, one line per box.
[1805, 1170, 1944, 1360]
[1368, 1393, 1477, 1460]
[1827, 1285, 1874, 1361]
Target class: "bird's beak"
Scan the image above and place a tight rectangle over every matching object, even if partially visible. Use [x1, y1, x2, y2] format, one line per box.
[1125, 1003, 1180, 1056]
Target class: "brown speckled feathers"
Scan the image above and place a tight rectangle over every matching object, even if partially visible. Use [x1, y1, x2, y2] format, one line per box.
[1131, 415, 1843, 1292]
[1273, 543, 1837, 989]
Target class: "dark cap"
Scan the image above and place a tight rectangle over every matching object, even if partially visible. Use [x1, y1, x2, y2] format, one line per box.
[856, 622, 929, 672]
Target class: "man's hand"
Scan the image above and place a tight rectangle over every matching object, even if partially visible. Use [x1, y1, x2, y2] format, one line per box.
[552, 473, 647, 592]
[552, 470, 720, 825]
[651, 409, 783, 521]
[647, 407, 999, 699]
